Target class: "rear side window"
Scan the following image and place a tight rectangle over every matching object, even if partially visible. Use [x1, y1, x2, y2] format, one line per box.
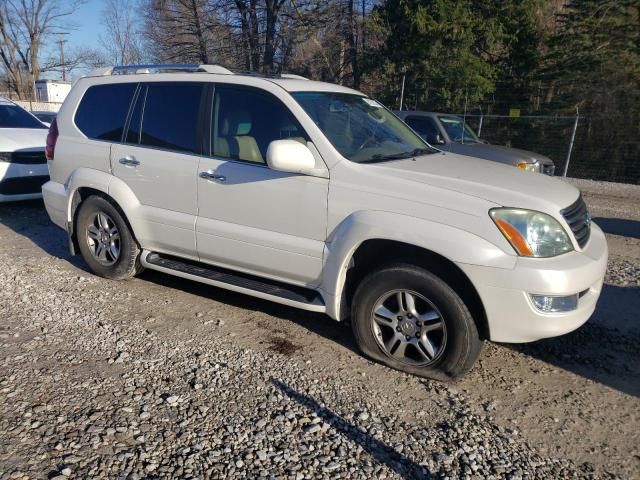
[75, 83, 137, 141]
[139, 82, 206, 154]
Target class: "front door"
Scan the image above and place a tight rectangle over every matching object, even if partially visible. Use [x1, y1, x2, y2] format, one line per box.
[196, 85, 328, 286]
[111, 82, 208, 258]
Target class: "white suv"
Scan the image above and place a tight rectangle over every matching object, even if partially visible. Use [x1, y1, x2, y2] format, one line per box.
[42, 64, 608, 380]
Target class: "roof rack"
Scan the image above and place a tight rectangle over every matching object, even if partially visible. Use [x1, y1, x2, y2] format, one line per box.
[88, 64, 233, 77]
[85, 64, 308, 80]
[234, 71, 308, 80]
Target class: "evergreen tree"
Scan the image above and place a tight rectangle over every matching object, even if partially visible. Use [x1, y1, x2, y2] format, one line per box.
[544, 0, 640, 181]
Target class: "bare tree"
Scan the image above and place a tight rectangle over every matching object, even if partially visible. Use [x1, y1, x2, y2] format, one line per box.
[142, 0, 221, 64]
[100, 0, 144, 65]
[0, 0, 81, 98]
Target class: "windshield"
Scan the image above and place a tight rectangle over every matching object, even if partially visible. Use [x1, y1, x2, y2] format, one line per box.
[438, 116, 480, 144]
[292, 92, 435, 163]
[0, 104, 46, 129]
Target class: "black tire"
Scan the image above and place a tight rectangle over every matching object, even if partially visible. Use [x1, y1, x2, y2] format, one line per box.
[76, 195, 143, 280]
[351, 263, 482, 381]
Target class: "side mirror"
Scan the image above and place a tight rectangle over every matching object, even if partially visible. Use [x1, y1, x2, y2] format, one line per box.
[266, 139, 316, 174]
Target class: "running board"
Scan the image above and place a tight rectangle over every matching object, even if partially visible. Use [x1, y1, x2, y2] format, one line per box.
[141, 251, 326, 312]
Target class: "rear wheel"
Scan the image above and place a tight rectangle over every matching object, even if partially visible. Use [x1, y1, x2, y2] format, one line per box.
[351, 264, 482, 380]
[76, 195, 143, 280]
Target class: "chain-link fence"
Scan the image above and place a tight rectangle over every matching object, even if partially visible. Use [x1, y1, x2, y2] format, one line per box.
[460, 114, 640, 185]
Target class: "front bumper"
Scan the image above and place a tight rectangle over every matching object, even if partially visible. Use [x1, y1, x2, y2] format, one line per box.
[0, 161, 49, 202]
[458, 223, 608, 343]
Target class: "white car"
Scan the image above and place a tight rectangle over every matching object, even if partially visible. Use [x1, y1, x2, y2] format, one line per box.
[41, 64, 607, 380]
[0, 97, 49, 202]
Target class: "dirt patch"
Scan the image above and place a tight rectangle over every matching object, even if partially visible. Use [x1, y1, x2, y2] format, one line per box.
[266, 336, 302, 356]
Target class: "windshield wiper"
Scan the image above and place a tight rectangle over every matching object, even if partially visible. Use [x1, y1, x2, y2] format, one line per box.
[360, 148, 434, 163]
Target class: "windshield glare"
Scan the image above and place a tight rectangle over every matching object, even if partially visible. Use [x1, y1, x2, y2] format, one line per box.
[0, 104, 46, 129]
[292, 92, 435, 163]
[438, 116, 480, 144]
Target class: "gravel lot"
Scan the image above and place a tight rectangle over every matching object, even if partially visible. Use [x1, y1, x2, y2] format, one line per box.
[1, 178, 639, 480]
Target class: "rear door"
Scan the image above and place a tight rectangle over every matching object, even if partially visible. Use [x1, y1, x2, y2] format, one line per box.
[111, 82, 208, 259]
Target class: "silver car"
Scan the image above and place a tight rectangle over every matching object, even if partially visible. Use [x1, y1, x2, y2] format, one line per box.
[396, 111, 556, 176]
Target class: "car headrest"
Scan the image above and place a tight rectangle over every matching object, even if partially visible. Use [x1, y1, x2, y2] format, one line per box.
[222, 109, 252, 136]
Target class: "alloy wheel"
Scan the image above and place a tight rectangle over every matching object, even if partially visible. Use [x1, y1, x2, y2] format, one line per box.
[86, 211, 120, 266]
[371, 289, 447, 366]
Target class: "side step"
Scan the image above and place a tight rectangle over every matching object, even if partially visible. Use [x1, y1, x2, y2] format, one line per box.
[142, 252, 326, 312]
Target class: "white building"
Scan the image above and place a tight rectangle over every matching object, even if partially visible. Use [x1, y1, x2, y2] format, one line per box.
[35, 80, 72, 103]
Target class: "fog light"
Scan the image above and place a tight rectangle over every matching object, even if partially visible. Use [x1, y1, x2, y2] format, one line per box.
[530, 294, 578, 313]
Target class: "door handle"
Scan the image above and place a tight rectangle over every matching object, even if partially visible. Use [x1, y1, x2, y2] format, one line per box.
[119, 156, 140, 167]
[199, 171, 226, 182]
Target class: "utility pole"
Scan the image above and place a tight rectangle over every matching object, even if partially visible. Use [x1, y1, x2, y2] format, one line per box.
[55, 32, 70, 81]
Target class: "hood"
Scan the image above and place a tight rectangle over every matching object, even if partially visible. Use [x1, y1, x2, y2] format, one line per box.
[449, 142, 555, 166]
[369, 151, 578, 212]
[0, 128, 48, 152]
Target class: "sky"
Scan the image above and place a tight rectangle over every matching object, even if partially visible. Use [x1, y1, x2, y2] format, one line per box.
[42, 0, 106, 79]
[64, 0, 104, 50]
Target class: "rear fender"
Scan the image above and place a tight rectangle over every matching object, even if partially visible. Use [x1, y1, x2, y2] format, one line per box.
[65, 168, 143, 242]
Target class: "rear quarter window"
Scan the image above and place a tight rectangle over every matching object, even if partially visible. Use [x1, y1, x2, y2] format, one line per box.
[75, 83, 137, 141]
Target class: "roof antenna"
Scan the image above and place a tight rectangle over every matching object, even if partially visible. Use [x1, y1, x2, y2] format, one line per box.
[462, 88, 468, 144]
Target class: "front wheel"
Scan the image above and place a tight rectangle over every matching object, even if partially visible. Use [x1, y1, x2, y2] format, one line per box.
[351, 264, 482, 381]
[76, 195, 143, 280]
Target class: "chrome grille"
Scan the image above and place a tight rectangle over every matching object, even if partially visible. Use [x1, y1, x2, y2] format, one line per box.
[561, 196, 591, 248]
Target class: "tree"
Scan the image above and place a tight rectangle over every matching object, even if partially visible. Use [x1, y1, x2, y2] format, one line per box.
[0, 0, 81, 98]
[100, 0, 144, 65]
[142, 0, 219, 64]
[372, 0, 500, 111]
[543, 0, 640, 181]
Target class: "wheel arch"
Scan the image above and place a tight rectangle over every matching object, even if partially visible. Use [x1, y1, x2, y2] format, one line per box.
[66, 169, 142, 254]
[322, 211, 511, 340]
[339, 239, 490, 340]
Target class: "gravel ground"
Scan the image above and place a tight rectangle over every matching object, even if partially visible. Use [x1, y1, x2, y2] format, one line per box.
[0, 179, 639, 480]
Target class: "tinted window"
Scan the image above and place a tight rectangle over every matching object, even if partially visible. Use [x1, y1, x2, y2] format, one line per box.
[125, 87, 145, 144]
[212, 87, 307, 164]
[139, 82, 206, 154]
[75, 83, 137, 141]
[405, 116, 439, 141]
[0, 104, 46, 129]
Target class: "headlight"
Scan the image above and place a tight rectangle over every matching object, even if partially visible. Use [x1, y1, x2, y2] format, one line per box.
[490, 208, 573, 257]
[0, 152, 11, 162]
[517, 161, 540, 173]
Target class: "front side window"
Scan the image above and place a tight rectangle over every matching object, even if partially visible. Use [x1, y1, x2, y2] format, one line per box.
[292, 92, 434, 163]
[0, 104, 46, 129]
[438, 116, 480, 144]
[139, 82, 207, 154]
[212, 86, 307, 164]
[75, 83, 137, 140]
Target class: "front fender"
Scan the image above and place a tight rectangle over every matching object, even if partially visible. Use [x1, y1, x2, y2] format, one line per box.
[321, 210, 516, 320]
